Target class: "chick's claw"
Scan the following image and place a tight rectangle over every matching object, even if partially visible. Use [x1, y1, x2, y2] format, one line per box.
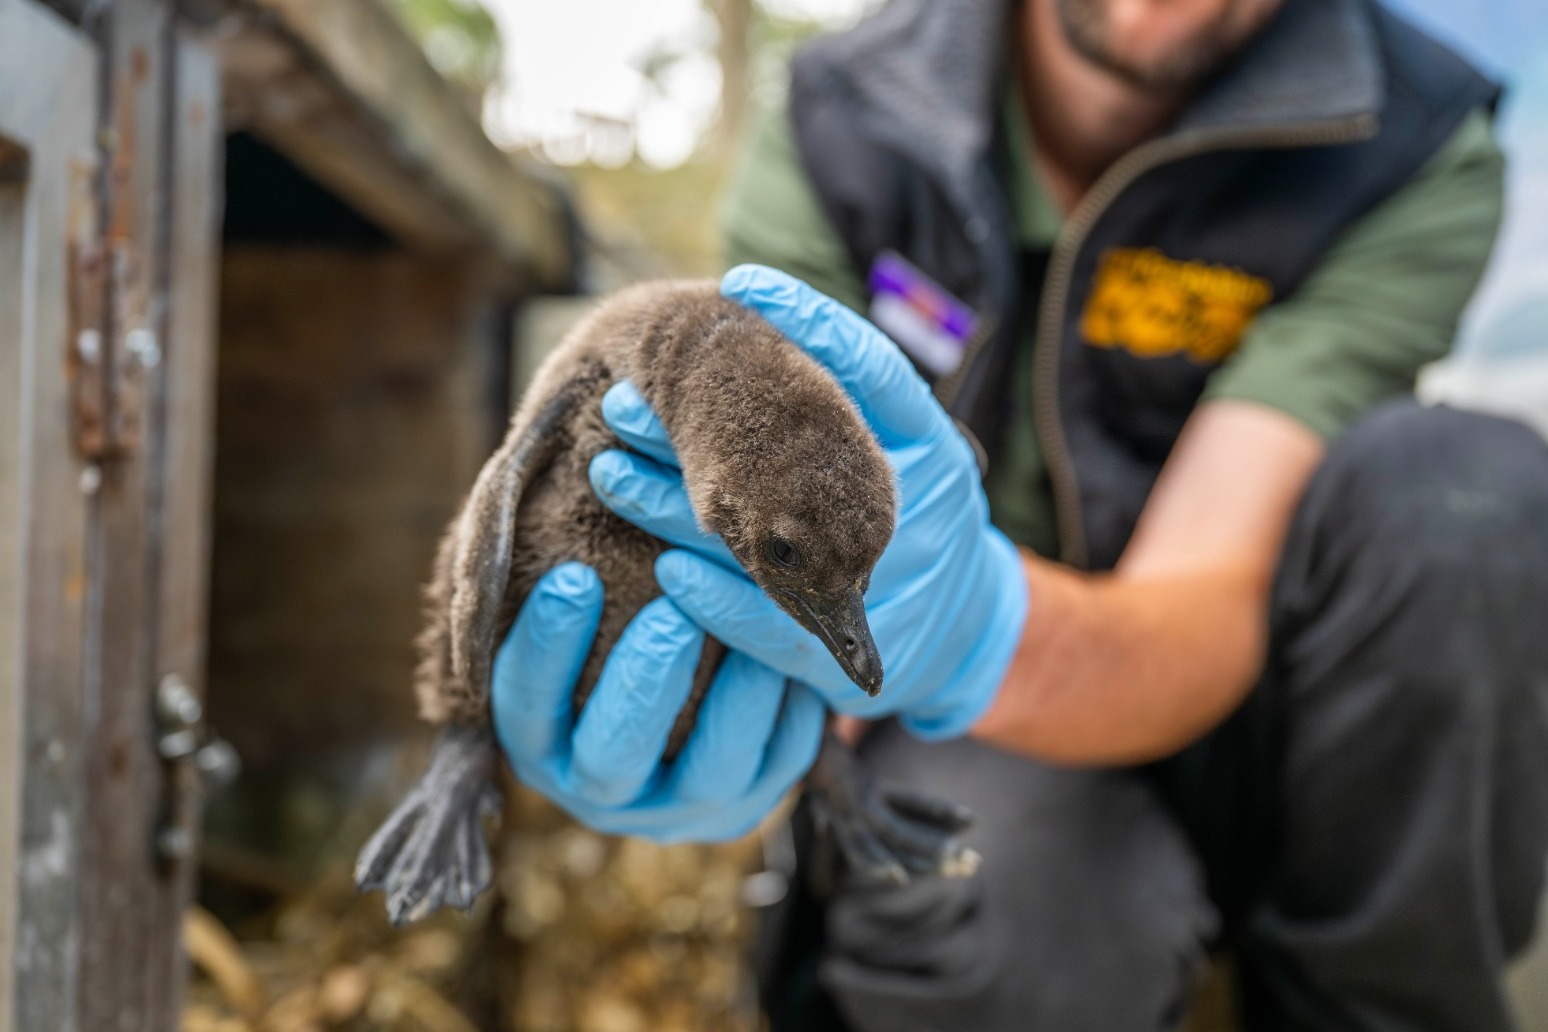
[807, 732, 979, 888]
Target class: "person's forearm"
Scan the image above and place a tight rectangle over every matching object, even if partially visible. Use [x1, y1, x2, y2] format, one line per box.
[970, 550, 1269, 766]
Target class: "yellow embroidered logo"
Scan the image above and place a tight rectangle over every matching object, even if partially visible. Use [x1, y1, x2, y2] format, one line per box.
[1080, 248, 1274, 364]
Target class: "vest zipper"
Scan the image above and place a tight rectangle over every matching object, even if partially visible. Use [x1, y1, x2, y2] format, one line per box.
[1032, 114, 1379, 568]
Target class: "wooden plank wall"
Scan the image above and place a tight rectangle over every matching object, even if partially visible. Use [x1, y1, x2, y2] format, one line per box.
[207, 248, 495, 767]
[0, 124, 22, 1032]
[0, 1, 222, 1028]
[75, 3, 224, 1030]
[0, 5, 100, 1029]
[154, 31, 225, 1023]
[77, 7, 176, 1030]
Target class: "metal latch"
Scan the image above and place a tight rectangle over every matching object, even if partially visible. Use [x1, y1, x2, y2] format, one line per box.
[154, 674, 240, 863]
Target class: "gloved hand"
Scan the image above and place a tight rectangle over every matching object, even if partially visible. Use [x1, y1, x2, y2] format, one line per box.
[492, 561, 825, 842]
[590, 265, 1029, 739]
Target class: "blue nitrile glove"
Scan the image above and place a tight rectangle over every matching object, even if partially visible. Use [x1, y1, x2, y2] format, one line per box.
[492, 562, 825, 842]
[590, 265, 1030, 740]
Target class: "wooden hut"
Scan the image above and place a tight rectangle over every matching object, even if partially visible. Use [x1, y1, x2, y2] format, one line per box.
[0, 0, 574, 1027]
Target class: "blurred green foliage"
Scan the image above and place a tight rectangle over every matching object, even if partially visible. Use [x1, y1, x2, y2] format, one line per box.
[385, 0, 503, 100]
[744, 2, 848, 105]
[571, 159, 732, 278]
[567, 2, 843, 277]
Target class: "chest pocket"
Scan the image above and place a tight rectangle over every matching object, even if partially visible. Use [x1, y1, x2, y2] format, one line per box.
[1080, 247, 1274, 365]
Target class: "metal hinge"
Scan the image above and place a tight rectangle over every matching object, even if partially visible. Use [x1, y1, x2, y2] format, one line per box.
[66, 153, 156, 468]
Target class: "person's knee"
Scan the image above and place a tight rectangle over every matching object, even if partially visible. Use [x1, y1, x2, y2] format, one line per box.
[1276, 400, 1548, 740]
[816, 729, 1215, 1031]
[1309, 401, 1548, 566]
[1284, 402, 1548, 632]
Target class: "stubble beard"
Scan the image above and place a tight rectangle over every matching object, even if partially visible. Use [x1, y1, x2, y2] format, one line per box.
[1054, 0, 1249, 92]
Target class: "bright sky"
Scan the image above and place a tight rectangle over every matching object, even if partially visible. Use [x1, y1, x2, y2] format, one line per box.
[1382, 0, 1548, 358]
[479, 0, 873, 167]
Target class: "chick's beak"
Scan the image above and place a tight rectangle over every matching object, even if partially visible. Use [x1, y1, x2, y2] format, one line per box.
[790, 588, 884, 697]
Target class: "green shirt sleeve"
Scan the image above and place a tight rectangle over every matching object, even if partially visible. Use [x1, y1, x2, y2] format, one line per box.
[720, 102, 868, 312]
[1203, 110, 1506, 438]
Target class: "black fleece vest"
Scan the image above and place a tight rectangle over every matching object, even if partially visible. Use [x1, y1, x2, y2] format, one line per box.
[788, 0, 1499, 570]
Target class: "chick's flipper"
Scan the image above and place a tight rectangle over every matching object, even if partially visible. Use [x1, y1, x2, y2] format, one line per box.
[355, 723, 500, 926]
[806, 731, 981, 889]
[422, 384, 585, 726]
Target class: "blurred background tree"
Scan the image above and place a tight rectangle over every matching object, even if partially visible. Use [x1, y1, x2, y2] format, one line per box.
[385, 0, 873, 277]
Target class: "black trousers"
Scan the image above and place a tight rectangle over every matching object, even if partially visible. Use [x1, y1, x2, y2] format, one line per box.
[762, 401, 1548, 1032]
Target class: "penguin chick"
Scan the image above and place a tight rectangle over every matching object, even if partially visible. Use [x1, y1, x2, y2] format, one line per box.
[355, 281, 977, 926]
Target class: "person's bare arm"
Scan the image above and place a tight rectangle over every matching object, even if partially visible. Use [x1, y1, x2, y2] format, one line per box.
[971, 400, 1324, 765]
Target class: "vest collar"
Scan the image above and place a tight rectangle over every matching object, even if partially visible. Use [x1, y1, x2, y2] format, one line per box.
[799, 0, 1388, 201]
[1178, 0, 1385, 135]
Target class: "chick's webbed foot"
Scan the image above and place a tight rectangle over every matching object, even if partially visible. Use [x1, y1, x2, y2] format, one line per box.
[355, 723, 500, 925]
[807, 731, 980, 888]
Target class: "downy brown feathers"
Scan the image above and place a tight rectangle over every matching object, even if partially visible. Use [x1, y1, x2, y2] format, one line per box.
[414, 280, 896, 756]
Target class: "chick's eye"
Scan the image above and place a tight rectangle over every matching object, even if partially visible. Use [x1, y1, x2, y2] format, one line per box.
[767, 537, 802, 570]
